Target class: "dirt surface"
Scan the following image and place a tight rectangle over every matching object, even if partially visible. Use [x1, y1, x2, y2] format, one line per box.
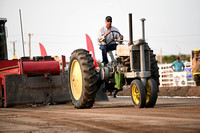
[159, 86, 200, 97]
[1, 86, 200, 133]
[1, 96, 200, 133]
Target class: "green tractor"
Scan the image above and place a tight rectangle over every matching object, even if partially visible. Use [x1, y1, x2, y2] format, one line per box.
[68, 14, 159, 108]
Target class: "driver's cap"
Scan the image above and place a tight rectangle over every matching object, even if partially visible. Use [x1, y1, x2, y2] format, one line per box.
[105, 16, 112, 21]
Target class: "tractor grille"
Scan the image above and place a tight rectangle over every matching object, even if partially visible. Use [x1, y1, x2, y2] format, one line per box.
[132, 50, 150, 71]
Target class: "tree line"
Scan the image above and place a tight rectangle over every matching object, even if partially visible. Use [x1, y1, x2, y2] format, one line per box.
[161, 54, 190, 64]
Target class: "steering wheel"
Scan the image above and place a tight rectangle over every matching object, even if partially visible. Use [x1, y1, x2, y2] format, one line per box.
[105, 31, 121, 45]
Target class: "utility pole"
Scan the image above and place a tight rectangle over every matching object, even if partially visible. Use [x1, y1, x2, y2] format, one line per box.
[160, 48, 162, 63]
[176, 45, 181, 56]
[19, 9, 25, 57]
[10, 41, 16, 57]
[28, 33, 31, 58]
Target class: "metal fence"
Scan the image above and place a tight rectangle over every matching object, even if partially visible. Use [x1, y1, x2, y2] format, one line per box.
[158, 62, 195, 87]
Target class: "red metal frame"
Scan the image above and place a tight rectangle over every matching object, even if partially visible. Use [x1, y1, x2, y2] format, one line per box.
[19, 60, 60, 76]
[0, 57, 62, 107]
[0, 60, 19, 88]
[3, 78, 6, 107]
[0, 78, 2, 107]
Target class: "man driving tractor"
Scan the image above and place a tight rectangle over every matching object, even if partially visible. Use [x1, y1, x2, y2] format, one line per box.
[97, 16, 123, 66]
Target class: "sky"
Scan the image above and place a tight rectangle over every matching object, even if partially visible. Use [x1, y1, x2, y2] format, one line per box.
[0, 0, 200, 62]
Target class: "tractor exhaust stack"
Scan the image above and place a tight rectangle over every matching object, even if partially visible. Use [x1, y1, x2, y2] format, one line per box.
[129, 13, 133, 45]
[141, 18, 146, 41]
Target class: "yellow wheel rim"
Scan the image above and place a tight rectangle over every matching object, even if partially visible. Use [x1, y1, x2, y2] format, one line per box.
[146, 83, 150, 103]
[70, 59, 82, 100]
[132, 84, 140, 104]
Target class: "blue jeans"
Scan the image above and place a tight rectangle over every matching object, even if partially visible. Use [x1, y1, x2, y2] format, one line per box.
[100, 44, 117, 65]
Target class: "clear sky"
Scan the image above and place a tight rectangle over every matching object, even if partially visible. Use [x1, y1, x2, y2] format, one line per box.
[0, 0, 200, 62]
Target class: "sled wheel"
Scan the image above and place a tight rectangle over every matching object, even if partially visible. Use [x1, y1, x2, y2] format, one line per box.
[130, 79, 146, 108]
[69, 49, 98, 109]
[145, 78, 158, 108]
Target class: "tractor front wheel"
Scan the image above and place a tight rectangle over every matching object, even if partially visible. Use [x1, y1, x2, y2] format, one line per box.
[130, 79, 146, 108]
[69, 49, 98, 109]
[145, 78, 158, 108]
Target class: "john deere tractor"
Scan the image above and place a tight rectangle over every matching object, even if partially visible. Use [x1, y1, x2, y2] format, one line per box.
[68, 14, 159, 108]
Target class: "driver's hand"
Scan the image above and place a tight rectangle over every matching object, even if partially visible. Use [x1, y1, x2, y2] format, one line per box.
[104, 31, 111, 37]
[120, 35, 123, 40]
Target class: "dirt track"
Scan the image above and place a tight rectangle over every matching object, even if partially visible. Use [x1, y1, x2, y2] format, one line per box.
[0, 96, 200, 133]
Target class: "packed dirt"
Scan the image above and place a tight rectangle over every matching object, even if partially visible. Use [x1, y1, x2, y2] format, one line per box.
[118, 86, 200, 97]
[0, 86, 200, 133]
[159, 86, 200, 97]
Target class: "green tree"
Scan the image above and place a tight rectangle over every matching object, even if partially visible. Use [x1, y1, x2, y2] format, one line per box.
[162, 55, 176, 63]
[162, 54, 190, 63]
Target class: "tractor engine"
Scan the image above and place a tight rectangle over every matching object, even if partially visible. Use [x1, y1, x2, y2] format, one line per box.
[100, 41, 152, 91]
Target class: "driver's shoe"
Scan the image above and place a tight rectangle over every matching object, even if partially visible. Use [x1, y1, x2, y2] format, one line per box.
[101, 61, 108, 67]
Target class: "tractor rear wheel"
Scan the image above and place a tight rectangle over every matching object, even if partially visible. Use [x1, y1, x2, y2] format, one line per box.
[130, 79, 146, 108]
[150, 50, 160, 90]
[145, 78, 158, 108]
[69, 49, 98, 109]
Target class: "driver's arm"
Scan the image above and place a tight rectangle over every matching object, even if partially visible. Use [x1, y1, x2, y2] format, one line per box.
[120, 35, 123, 40]
[104, 31, 111, 37]
[97, 28, 108, 45]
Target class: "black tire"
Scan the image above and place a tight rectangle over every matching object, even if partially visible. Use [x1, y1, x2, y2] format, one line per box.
[150, 50, 160, 91]
[145, 78, 158, 108]
[69, 49, 98, 109]
[130, 79, 146, 108]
